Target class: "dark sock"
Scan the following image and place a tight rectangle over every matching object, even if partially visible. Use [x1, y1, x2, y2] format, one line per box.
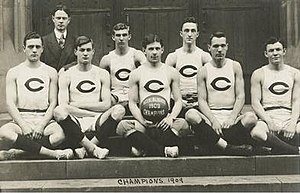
[265, 133, 298, 154]
[161, 128, 178, 146]
[225, 121, 255, 145]
[14, 134, 42, 154]
[127, 131, 165, 156]
[192, 120, 220, 145]
[278, 132, 300, 147]
[95, 115, 118, 141]
[37, 136, 52, 149]
[57, 115, 84, 144]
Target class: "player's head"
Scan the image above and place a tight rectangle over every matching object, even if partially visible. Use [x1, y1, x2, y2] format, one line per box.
[180, 16, 199, 45]
[112, 23, 131, 48]
[23, 32, 44, 62]
[264, 37, 286, 65]
[52, 4, 71, 32]
[74, 36, 95, 65]
[142, 34, 164, 64]
[208, 31, 228, 62]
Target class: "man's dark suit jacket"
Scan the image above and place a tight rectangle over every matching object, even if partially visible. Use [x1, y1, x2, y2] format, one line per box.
[41, 31, 77, 71]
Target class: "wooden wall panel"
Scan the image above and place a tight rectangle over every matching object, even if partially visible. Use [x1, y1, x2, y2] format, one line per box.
[197, 0, 281, 103]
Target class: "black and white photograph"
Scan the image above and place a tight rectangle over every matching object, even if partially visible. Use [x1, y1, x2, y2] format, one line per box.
[0, 0, 299, 192]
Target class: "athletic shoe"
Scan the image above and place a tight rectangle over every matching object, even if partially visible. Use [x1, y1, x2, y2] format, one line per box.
[93, 146, 109, 159]
[164, 146, 179, 158]
[0, 150, 17, 160]
[224, 144, 253, 156]
[74, 147, 87, 159]
[131, 146, 145, 157]
[55, 149, 74, 160]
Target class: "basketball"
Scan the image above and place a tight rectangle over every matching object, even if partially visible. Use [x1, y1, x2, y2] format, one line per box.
[140, 95, 169, 123]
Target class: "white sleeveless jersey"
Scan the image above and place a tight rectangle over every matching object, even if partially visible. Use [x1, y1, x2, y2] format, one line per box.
[174, 47, 211, 96]
[139, 64, 171, 107]
[67, 65, 102, 103]
[15, 63, 53, 110]
[206, 59, 235, 109]
[261, 64, 297, 110]
[108, 47, 137, 94]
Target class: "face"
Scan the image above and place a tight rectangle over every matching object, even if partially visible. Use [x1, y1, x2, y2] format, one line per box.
[112, 29, 131, 48]
[265, 42, 285, 65]
[144, 42, 164, 64]
[52, 10, 70, 32]
[75, 42, 94, 65]
[24, 38, 43, 62]
[180, 22, 199, 44]
[208, 37, 228, 62]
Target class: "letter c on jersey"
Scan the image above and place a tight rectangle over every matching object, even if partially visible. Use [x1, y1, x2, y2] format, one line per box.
[24, 78, 44, 92]
[179, 65, 197, 78]
[115, 68, 131, 81]
[268, 82, 289, 95]
[144, 80, 164, 93]
[76, 80, 96, 93]
[211, 77, 231, 91]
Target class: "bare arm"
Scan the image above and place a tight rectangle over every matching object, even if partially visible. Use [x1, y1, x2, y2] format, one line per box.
[168, 69, 182, 119]
[134, 49, 147, 67]
[250, 68, 272, 122]
[230, 62, 245, 120]
[128, 69, 147, 125]
[157, 68, 183, 131]
[39, 69, 58, 128]
[5, 69, 31, 134]
[284, 70, 300, 138]
[99, 55, 110, 71]
[290, 71, 300, 125]
[165, 52, 177, 67]
[202, 51, 212, 64]
[197, 67, 222, 134]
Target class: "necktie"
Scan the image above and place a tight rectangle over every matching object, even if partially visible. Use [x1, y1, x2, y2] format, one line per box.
[58, 34, 65, 49]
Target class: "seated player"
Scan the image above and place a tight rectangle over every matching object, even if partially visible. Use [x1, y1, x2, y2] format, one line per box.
[251, 37, 300, 154]
[186, 32, 257, 155]
[53, 36, 125, 159]
[0, 32, 72, 160]
[116, 34, 189, 157]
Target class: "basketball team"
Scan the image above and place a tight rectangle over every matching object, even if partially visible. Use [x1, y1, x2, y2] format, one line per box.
[0, 4, 299, 160]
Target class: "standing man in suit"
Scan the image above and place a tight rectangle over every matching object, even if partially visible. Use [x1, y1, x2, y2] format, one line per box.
[41, 4, 77, 71]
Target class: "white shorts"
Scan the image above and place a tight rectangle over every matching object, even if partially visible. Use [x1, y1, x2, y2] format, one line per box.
[265, 109, 292, 131]
[111, 89, 129, 103]
[14, 112, 55, 127]
[211, 109, 233, 125]
[70, 113, 102, 133]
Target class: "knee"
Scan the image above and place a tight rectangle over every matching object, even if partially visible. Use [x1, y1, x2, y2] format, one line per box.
[50, 130, 66, 147]
[0, 125, 17, 142]
[242, 112, 258, 128]
[116, 120, 135, 137]
[173, 118, 190, 137]
[111, 104, 126, 121]
[250, 124, 267, 141]
[53, 106, 69, 121]
[185, 109, 202, 125]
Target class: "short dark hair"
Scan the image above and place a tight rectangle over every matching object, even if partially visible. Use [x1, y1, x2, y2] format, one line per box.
[75, 36, 94, 49]
[112, 23, 130, 35]
[52, 4, 70, 17]
[264, 37, 285, 51]
[142, 34, 164, 49]
[209, 31, 226, 44]
[181, 16, 199, 31]
[23, 31, 43, 47]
